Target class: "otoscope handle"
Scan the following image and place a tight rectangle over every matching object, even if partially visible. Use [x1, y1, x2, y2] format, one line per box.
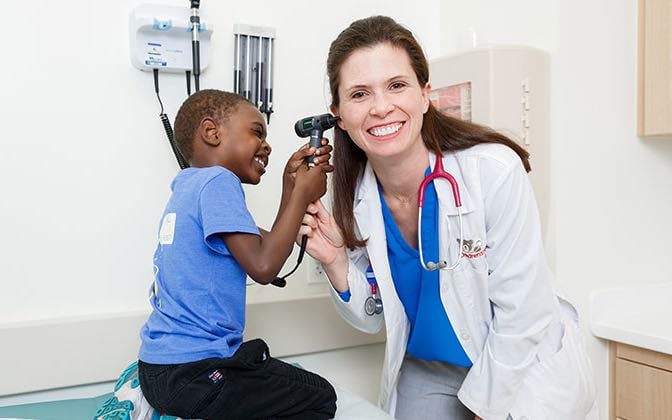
[307, 128, 322, 166]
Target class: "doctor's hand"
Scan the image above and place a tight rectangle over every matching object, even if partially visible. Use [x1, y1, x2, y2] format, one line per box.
[300, 199, 350, 293]
[299, 199, 345, 266]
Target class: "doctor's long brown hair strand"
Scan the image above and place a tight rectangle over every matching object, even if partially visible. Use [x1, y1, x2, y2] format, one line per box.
[328, 16, 530, 250]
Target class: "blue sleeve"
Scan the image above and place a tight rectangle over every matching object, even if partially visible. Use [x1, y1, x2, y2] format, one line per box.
[338, 289, 351, 302]
[200, 171, 260, 255]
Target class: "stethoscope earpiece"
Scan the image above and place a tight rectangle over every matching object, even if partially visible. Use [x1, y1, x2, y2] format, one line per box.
[425, 260, 448, 271]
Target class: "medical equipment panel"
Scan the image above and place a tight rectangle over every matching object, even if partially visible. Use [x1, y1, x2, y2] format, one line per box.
[429, 46, 550, 237]
[129, 3, 212, 73]
[233, 24, 276, 123]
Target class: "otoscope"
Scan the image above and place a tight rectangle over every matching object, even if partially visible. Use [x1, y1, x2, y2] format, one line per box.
[295, 113, 340, 166]
[271, 113, 339, 287]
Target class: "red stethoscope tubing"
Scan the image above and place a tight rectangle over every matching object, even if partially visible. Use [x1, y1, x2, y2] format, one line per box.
[417, 157, 461, 208]
[417, 156, 464, 271]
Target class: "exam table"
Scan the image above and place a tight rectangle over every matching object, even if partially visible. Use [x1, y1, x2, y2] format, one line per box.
[0, 385, 393, 420]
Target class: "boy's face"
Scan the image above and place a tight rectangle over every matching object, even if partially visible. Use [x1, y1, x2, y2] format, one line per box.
[217, 103, 271, 184]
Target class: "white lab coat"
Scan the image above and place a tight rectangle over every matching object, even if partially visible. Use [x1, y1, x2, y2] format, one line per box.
[328, 144, 597, 420]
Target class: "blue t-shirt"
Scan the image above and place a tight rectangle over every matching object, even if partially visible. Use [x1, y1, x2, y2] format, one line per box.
[379, 171, 472, 367]
[139, 166, 260, 364]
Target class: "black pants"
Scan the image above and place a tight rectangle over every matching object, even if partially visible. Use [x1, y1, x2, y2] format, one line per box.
[138, 339, 337, 420]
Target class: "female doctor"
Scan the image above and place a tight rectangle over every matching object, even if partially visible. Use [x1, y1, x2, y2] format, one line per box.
[300, 15, 597, 420]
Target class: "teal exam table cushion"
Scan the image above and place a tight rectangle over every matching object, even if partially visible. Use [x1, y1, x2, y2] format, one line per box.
[0, 393, 113, 420]
[0, 360, 394, 420]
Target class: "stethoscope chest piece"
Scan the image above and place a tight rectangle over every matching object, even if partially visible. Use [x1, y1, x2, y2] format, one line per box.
[364, 264, 383, 316]
[365, 295, 383, 316]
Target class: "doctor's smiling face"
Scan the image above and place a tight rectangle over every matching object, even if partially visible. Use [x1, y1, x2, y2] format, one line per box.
[332, 43, 430, 164]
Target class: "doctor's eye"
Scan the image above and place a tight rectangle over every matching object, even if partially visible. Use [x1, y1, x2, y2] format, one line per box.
[389, 81, 407, 90]
[350, 90, 367, 100]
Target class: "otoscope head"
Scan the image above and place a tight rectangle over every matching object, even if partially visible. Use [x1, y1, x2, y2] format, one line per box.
[294, 113, 339, 138]
[190, 0, 200, 9]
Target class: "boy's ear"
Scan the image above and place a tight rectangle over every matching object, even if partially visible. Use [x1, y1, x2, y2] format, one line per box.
[199, 117, 221, 146]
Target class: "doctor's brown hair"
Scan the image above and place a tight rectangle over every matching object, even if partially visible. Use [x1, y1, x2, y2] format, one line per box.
[327, 15, 531, 249]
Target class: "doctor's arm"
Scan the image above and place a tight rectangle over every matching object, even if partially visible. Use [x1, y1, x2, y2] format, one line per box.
[300, 200, 384, 333]
[301, 200, 349, 291]
[457, 159, 557, 420]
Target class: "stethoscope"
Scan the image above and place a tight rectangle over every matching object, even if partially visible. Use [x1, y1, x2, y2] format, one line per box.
[365, 156, 465, 316]
[364, 265, 383, 316]
[417, 156, 464, 271]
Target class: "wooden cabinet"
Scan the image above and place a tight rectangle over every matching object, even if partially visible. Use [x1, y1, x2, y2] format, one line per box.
[637, 0, 672, 137]
[610, 342, 672, 419]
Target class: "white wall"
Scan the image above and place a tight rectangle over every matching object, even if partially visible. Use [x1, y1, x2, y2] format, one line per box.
[0, 0, 439, 324]
[440, 0, 672, 418]
[6, 0, 672, 416]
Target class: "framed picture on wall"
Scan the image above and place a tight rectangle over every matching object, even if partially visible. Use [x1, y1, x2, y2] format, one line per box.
[429, 81, 472, 121]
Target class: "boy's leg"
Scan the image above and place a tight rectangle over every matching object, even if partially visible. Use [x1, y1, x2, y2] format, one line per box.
[199, 339, 337, 420]
[140, 339, 336, 419]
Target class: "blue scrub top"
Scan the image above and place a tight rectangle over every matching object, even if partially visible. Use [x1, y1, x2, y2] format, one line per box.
[379, 170, 472, 367]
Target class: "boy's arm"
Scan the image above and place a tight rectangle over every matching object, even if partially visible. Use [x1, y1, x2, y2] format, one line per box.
[274, 139, 332, 229]
[223, 164, 329, 284]
[259, 139, 331, 237]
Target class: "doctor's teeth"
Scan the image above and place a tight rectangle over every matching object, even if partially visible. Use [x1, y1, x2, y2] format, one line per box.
[369, 123, 402, 137]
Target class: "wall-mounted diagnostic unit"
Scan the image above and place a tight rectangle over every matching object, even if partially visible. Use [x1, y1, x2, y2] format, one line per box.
[233, 24, 276, 122]
[129, 3, 215, 172]
[129, 3, 213, 73]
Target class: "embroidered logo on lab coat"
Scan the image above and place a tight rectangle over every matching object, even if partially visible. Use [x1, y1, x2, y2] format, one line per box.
[457, 238, 486, 258]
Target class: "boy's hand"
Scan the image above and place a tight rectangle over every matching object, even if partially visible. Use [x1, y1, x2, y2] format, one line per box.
[283, 139, 333, 191]
[293, 164, 328, 204]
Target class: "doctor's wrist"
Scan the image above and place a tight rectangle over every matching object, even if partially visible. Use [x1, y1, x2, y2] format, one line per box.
[323, 249, 349, 292]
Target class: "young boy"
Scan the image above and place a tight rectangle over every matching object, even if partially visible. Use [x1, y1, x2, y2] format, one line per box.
[138, 90, 337, 419]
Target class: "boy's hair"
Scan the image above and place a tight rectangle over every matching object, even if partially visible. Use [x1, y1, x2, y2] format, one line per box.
[174, 89, 250, 162]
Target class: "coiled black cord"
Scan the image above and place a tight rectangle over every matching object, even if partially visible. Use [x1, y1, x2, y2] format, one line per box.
[153, 69, 188, 169]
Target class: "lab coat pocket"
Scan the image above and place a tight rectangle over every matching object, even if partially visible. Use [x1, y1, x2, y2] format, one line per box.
[511, 320, 596, 419]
